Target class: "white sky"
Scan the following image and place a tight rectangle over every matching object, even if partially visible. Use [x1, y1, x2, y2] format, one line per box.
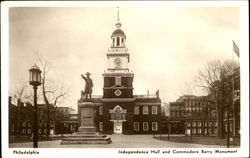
[8, 6, 240, 110]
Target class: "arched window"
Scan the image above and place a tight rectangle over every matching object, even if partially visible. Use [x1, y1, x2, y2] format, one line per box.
[117, 37, 120, 46]
[113, 38, 115, 46]
[109, 105, 127, 121]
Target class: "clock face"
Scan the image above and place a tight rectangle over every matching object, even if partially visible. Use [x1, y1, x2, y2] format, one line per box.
[114, 57, 122, 67]
[114, 89, 122, 96]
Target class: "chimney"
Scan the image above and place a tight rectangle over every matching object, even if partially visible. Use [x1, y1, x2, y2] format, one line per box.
[9, 96, 12, 105]
[156, 90, 159, 98]
[17, 98, 21, 107]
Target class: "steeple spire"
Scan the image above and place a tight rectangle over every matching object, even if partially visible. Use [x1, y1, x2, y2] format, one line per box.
[117, 6, 120, 22]
[115, 6, 121, 29]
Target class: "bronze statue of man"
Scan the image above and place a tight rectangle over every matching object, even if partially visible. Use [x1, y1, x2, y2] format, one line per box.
[81, 72, 93, 99]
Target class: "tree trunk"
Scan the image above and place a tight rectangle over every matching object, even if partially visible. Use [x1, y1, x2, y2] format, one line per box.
[42, 77, 50, 139]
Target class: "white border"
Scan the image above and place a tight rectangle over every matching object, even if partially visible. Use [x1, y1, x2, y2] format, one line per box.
[1, 1, 249, 158]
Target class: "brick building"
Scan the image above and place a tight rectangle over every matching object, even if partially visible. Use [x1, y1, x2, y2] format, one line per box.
[169, 95, 217, 135]
[219, 67, 240, 137]
[8, 97, 77, 136]
[78, 14, 161, 134]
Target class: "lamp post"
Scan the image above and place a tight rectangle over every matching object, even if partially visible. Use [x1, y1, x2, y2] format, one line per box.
[227, 107, 230, 148]
[168, 118, 170, 140]
[29, 64, 42, 148]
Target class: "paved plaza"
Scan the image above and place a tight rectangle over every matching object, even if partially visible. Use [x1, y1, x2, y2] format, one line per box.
[9, 134, 227, 148]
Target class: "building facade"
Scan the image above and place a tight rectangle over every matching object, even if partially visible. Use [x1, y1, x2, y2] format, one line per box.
[8, 97, 77, 136]
[169, 95, 217, 135]
[78, 14, 161, 134]
[219, 67, 240, 137]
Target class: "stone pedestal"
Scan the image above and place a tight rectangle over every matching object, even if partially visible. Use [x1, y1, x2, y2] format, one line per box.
[61, 101, 111, 145]
[78, 102, 96, 133]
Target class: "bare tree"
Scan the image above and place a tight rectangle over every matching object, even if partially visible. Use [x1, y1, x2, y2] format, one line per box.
[36, 52, 69, 139]
[13, 81, 29, 135]
[195, 59, 239, 138]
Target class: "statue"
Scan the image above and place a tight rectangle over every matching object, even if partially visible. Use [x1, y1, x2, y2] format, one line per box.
[81, 72, 93, 99]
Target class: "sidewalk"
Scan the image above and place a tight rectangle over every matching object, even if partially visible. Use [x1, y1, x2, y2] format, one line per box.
[9, 134, 71, 144]
[154, 135, 240, 147]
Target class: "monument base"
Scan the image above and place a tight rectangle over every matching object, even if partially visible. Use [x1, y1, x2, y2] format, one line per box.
[61, 132, 112, 144]
[61, 101, 111, 145]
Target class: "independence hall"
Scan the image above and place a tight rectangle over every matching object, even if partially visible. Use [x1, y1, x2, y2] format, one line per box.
[78, 13, 161, 134]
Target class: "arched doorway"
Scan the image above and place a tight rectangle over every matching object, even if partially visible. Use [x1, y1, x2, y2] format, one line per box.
[109, 105, 127, 134]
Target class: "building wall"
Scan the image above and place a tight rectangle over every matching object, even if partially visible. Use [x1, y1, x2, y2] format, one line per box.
[219, 67, 240, 137]
[94, 97, 161, 134]
[8, 97, 77, 136]
[169, 95, 217, 135]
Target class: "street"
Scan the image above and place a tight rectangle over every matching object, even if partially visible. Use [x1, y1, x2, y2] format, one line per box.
[9, 134, 226, 148]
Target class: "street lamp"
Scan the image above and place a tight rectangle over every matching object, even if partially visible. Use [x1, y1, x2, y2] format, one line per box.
[29, 64, 42, 148]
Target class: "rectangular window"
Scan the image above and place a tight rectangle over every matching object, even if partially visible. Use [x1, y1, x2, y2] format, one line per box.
[198, 122, 201, 127]
[198, 128, 201, 134]
[192, 128, 196, 134]
[39, 129, 42, 134]
[99, 122, 103, 131]
[152, 106, 157, 115]
[134, 122, 139, 131]
[143, 106, 148, 115]
[22, 129, 26, 134]
[187, 122, 190, 127]
[99, 106, 103, 115]
[28, 129, 31, 134]
[209, 122, 212, 127]
[115, 76, 121, 85]
[230, 124, 233, 132]
[134, 106, 139, 115]
[152, 122, 158, 131]
[143, 122, 148, 131]
[225, 124, 228, 132]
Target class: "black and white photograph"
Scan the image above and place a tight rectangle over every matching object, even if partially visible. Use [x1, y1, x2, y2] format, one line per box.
[1, 1, 249, 158]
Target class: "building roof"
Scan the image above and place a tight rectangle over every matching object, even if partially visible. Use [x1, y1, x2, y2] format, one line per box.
[134, 94, 158, 99]
[111, 29, 126, 38]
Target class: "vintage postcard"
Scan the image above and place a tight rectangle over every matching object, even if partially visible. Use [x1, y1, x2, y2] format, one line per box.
[1, 1, 249, 158]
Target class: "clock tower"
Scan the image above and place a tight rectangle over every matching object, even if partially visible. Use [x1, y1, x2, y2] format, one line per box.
[103, 8, 134, 98]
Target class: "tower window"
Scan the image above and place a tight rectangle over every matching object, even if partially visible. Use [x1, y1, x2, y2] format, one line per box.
[113, 38, 115, 46]
[122, 38, 124, 45]
[115, 76, 121, 85]
[117, 37, 120, 46]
